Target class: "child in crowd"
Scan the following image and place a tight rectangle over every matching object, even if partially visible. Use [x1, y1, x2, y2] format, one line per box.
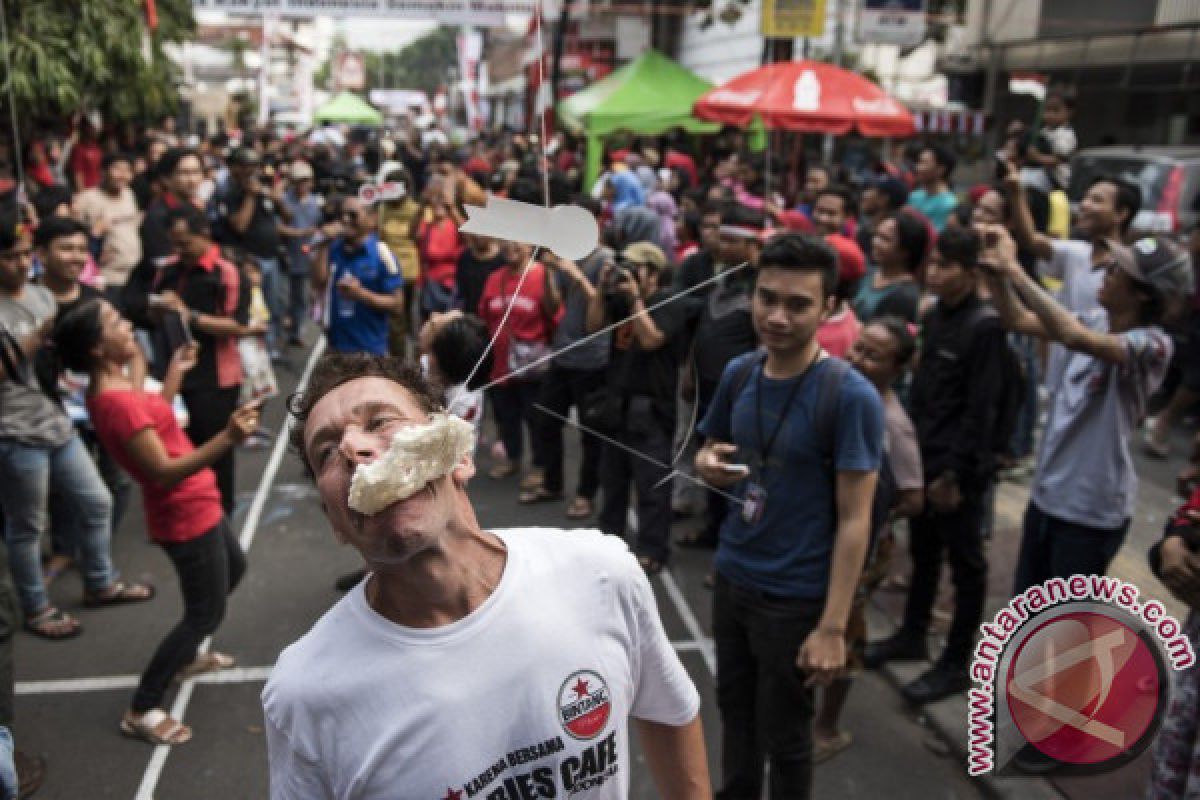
[417, 309, 491, 443]
[54, 298, 262, 746]
[1024, 90, 1077, 194]
[234, 254, 277, 448]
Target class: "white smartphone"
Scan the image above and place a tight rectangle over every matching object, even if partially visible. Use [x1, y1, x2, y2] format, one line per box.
[720, 463, 750, 477]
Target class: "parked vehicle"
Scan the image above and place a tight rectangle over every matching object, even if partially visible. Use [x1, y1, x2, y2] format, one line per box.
[1069, 146, 1200, 236]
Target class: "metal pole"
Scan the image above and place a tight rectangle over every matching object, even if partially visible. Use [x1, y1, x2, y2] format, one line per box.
[980, 0, 1001, 160]
[821, 0, 843, 165]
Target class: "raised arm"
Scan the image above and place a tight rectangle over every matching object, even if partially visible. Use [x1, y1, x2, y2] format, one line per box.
[1001, 159, 1054, 262]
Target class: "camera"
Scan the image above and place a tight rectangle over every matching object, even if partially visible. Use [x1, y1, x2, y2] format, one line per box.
[604, 264, 635, 299]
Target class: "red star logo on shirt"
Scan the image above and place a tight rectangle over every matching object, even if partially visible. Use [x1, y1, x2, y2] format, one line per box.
[572, 677, 590, 698]
[443, 789, 463, 800]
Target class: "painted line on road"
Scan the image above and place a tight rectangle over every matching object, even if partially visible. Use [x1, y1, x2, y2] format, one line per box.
[659, 571, 715, 676]
[135, 339, 326, 800]
[17, 666, 277, 696]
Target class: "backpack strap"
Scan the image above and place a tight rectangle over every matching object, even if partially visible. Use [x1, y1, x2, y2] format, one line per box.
[721, 349, 767, 422]
[375, 239, 400, 277]
[814, 357, 851, 476]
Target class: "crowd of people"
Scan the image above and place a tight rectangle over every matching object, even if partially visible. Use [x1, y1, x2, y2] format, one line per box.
[0, 86, 1197, 799]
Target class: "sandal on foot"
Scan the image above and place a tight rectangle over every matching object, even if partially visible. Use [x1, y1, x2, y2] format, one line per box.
[24, 607, 81, 640]
[814, 731, 854, 764]
[120, 709, 192, 746]
[519, 470, 545, 491]
[84, 580, 156, 608]
[519, 487, 562, 504]
[637, 556, 664, 576]
[174, 651, 236, 683]
[565, 496, 593, 519]
[488, 461, 517, 480]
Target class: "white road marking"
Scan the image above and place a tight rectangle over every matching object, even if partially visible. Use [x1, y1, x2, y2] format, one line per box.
[134, 339, 326, 800]
[660, 571, 716, 676]
[17, 666, 277, 696]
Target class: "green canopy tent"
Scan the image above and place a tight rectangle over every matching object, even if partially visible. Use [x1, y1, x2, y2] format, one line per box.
[557, 50, 723, 189]
[313, 92, 384, 125]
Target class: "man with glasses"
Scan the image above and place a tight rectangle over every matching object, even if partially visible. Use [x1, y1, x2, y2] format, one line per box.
[586, 242, 687, 575]
[310, 196, 404, 357]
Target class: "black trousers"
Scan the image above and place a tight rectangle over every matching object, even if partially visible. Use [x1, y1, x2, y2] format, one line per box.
[713, 574, 822, 800]
[182, 386, 240, 515]
[132, 519, 245, 712]
[1012, 503, 1130, 593]
[489, 380, 543, 466]
[534, 365, 605, 497]
[901, 489, 990, 667]
[597, 406, 673, 564]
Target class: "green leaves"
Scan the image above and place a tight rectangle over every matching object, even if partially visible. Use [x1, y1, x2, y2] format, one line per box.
[0, 0, 195, 124]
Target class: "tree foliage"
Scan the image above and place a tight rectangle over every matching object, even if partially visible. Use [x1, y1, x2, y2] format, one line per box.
[0, 0, 195, 125]
[316, 26, 458, 97]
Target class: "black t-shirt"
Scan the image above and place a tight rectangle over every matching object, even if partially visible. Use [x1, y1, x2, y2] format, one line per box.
[607, 289, 687, 410]
[456, 249, 506, 318]
[157, 257, 252, 392]
[692, 270, 758, 393]
[213, 185, 282, 259]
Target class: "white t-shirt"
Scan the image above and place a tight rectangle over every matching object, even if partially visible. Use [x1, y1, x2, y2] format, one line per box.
[262, 529, 700, 800]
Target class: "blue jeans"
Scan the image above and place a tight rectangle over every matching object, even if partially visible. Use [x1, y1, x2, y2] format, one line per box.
[287, 268, 309, 340]
[1009, 332, 1040, 459]
[256, 256, 286, 351]
[0, 435, 115, 616]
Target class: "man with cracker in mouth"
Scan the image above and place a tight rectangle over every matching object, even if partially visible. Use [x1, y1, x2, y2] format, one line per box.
[262, 352, 708, 799]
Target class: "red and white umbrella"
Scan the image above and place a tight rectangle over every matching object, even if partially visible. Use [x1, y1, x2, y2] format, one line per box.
[694, 60, 916, 137]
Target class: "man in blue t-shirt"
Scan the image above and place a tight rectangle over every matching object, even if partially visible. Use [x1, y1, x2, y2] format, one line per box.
[312, 196, 404, 356]
[696, 233, 884, 800]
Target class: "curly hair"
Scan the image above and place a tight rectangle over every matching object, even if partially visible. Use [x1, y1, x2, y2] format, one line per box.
[287, 353, 444, 478]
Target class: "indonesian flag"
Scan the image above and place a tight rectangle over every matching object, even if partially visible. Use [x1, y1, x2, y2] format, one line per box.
[1008, 72, 1047, 101]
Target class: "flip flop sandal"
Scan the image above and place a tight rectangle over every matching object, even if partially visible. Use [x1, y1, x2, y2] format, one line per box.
[23, 607, 81, 640]
[519, 471, 545, 491]
[489, 462, 517, 479]
[814, 731, 854, 764]
[120, 709, 192, 746]
[565, 497, 593, 519]
[174, 651, 236, 684]
[519, 487, 562, 504]
[84, 580, 156, 608]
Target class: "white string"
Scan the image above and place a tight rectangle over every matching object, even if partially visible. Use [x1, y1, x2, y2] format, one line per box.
[460, 0, 552, 390]
[0, 0, 25, 193]
[533, 402, 746, 507]
[478, 259, 751, 392]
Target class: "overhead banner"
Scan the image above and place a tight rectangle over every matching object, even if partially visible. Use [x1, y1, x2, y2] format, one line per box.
[858, 0, 926, 47]
[760, 0, 826, 38]
[191, 0, 524, 25]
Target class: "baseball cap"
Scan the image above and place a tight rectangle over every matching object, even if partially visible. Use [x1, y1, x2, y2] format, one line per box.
[1105, 236, 1194, 300]
[290, 161, 314, 180]
[229, 147, 262, 167]
[621, 241, 668, 271]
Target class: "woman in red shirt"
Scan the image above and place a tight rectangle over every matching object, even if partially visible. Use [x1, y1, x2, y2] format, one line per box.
[477, 240, 562, 482]
[54, 299, 260, 747]
[414, 190, 464, 319]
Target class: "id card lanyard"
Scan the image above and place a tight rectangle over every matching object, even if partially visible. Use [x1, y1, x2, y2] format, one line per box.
[742, 348, 823, 525]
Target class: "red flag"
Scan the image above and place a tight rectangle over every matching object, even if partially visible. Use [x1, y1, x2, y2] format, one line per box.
[145, 0, 158, 32]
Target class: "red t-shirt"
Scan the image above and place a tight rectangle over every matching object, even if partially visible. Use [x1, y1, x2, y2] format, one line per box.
[87, 389, 223, 544]
[69, 140, 103, 189]
[478, 263, 563, 383]
[417, 217, 463, 288]
[817, 307, 863, 359]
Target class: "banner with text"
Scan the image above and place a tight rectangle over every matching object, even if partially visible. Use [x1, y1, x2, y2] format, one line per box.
[760, 0, 826, 38]
[858, 0, 925, 47]
[191, 0, 525, 26]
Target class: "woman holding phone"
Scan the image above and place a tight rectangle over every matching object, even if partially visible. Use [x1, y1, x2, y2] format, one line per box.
[54, 298, 260, 746]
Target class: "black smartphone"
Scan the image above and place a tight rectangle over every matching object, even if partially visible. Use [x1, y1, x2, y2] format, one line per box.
[162, 309, 193, 353]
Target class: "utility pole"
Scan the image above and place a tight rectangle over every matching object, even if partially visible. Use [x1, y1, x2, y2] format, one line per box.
[821, 0, 843, 165]
[980, 0, 1002, 158]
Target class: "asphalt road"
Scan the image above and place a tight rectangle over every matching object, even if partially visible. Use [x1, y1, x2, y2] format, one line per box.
[15, 334, 1188, 799]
